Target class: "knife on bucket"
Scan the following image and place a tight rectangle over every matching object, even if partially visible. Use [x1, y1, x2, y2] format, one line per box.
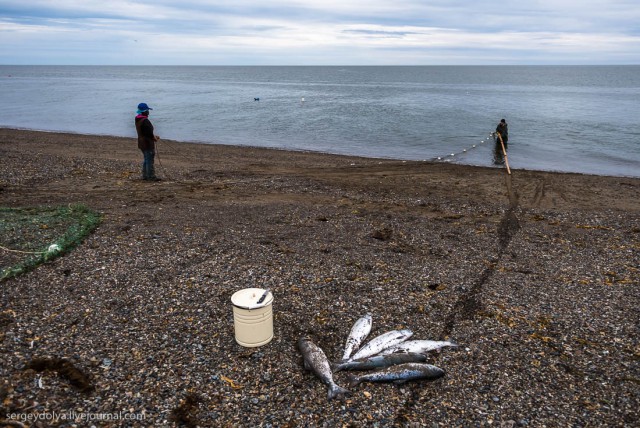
[256, 288, 270, 304]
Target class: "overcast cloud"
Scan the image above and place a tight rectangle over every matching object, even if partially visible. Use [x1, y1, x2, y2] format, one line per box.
[1, 0, 638, 64]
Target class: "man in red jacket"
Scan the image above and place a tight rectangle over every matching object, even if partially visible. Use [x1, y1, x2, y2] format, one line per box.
[134, 103, 160, 181]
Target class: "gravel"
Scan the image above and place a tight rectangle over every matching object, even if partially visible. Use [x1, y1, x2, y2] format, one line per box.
[0, 129, 638, 427]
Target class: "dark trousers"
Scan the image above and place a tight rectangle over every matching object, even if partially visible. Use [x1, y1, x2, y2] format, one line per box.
[141, 149, 156, 179]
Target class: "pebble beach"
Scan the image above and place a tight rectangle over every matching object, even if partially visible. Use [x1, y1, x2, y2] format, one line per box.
[0, 128, 639, 427]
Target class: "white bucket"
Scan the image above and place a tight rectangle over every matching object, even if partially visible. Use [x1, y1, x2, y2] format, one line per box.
[231, 288, 274, 347]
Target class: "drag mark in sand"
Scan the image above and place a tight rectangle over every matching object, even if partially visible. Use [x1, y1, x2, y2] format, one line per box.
[394, 174, 520, 426]
[441, 174, 520, 337]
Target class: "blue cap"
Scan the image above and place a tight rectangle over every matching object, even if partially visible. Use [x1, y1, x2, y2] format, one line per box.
[137, 102, 152, 112]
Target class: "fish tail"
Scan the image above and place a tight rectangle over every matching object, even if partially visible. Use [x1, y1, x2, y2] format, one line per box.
[347, 374, 361, 388]
[330, 362, 344, 373]
[341, 344, 352, 361]
[328, 383, 349, 400]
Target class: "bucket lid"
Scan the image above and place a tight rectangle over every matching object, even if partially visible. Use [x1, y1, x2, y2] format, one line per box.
[231, 288, 273, 310]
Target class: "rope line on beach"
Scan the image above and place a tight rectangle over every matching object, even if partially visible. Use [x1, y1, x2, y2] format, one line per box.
[155, 141, 167, 176]
[152, 131, 501, 179]
[154, 139, 174, 181]
[0, 244, 52, 255]
[429, 133, 495, 162]
[152, 137, 210, 181]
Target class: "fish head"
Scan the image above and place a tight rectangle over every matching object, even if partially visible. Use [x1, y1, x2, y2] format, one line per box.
[297, 336, 312, 350]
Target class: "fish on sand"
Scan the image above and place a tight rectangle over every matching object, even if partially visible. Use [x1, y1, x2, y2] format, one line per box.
[342, 313, 372, 361]
[348, 363, 445, 387]
[298, 337, 349, 400]
[380, 339, 458, 355]
[332, 352, 428, 372]
[350, 329, 413, 361]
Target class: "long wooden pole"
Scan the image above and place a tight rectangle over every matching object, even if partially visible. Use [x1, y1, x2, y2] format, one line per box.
[496, 132, 511, 175]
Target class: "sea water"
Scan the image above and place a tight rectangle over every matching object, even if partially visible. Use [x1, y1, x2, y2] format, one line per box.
[1, 65, 638, 177]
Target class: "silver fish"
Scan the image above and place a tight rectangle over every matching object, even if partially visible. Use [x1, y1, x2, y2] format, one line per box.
[350, 329, 413, 361]
[297, 337, 349, 400]
[348, 363, 445, 387]
[342, 313, 373, 361]
[332, 352, 428, 372]
[380, 339, 458, 355]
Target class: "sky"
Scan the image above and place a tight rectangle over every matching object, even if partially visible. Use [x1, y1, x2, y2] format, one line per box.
[1, 0, 639, 65]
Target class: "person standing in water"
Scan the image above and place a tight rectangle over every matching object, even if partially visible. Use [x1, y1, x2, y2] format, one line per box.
[134, 102, 160, 181]
[495, 118, 508, 144]
[493, 118, 509, 165]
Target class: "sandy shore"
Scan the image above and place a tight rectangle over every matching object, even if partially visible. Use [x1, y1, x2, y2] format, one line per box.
[1, 128, 639, 427]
